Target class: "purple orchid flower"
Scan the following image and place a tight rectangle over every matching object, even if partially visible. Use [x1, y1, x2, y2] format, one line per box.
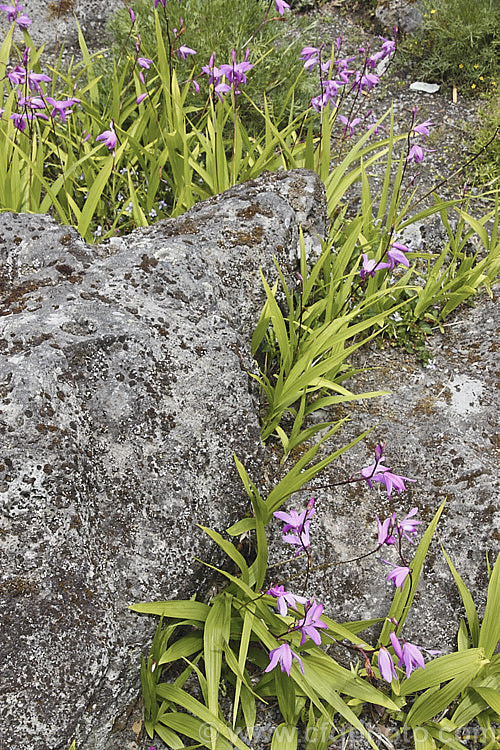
[138, 57, 153, 69]
[397, 508, 422, 543]
[265, 585, 307, 616]
[339, 115, 362, 136]
[357, 71, 380, 91]
[361, 461, 415, 497]
[412, 119, 433, 138]
[26, 71, 52, 94]
[201, 55, 222, 86]
[137, 57, 153, 84]
[274, 498, 315, 533]
[407, 143, 425, 163]
[378, 646, 397, 683]
[295, 600, 328, 646]
[265, 642, 304, 676]
[177, 45, 196, 60]
[0, 2, 22, 22]
[10, 111, 27, 131]
[386, 244, 410, 271]
[374, 441, 386, 462]
[375, 470, 416, 498]
[390, 632, 426, 678]
[275, 0, 290, 14]
[15, 11, 30, 26]
[383, 561, 411, 590]
[219, 49, 253, 90]
[96, 121, 117, 151]
[379, 37, 396, 56]
[6, 64, 25, 86]
[376, 514, 397, 546]
[300, 46, 320, 71]
[45, 97, 80, 123]
[311, 78, 344, 110]
[282, 521, 311, 555]
[274, 498, 315, 555]
[359, 254, 390, 280]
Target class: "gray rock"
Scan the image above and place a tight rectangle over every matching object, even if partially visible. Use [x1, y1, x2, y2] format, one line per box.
[19, 1, 123, 54]
[0, 169, 326, 750]
[375, 0, 424, 35]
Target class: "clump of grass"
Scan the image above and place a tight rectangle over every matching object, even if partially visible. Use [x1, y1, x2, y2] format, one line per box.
[107, 0, 316, 134]
[470, 91, 500, 188]
[400, 0, 500, 96]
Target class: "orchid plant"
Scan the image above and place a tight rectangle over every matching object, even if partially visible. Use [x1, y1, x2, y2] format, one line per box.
[133, 441, 500, 749]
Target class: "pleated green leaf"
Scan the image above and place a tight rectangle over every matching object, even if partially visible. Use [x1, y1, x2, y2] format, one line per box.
[412, 726, 436, 750]
[271, 723, 298, 750]
[158, 710, 232, 749]
[158, 632, 203, 665]
[451, 687, 488, 728]
[130, 600, 210, 621]
[226, 518, 257, 536]
[153, 718, 185, 749]
[407, 664, 485, 727]
[474, 686, 500, 717]
[233, 605, 257, 729]
[303, 651, 398, 710]
[204, 593, 232, 747]
[198, 525, 249, 584]
[240, 682, 257, 741]
[442, 546, 480, 647]
[155, 684, 250, 750]
[478, 553, 500, 659]
[400, 649, 487, 696]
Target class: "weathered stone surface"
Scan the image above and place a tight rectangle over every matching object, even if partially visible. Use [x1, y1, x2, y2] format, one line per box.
[375, 0, 424, 35]
[0, 170, 326, 750]
[20, 0, 123, 54]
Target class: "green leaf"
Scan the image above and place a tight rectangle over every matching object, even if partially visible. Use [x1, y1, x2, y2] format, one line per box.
[226, 518, 256, 536]
[130, 600, 210, 621]
[158, 710, 233, 749]
[155, 685, 250, 750]
[442, 546, 480, 647]
[407, 660, 486, 727]
[478, 553, 500, 659]
[199, 525, 249, 584]
[240, 682, 257, 740]
[401, 649, 487, 696]
[266, 425, 372, 515]
[77, 152, 115, 239]
[474, 686, 500, 717]
[233, 455, 268, 589]
[412, 726, 436, 750]
[451, 687, 489, 728]
[271, 723, 298, 750]
[204, 593, 232, 746]
[303, 651, 398, 711]
[274, 668, 297, 726]
[233, 604, 257, 729]
[153, 717, 185, 749]
[158, 633, 203, 665]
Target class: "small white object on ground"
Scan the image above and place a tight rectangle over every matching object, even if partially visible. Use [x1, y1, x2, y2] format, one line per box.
[409, 81, 441, 93]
